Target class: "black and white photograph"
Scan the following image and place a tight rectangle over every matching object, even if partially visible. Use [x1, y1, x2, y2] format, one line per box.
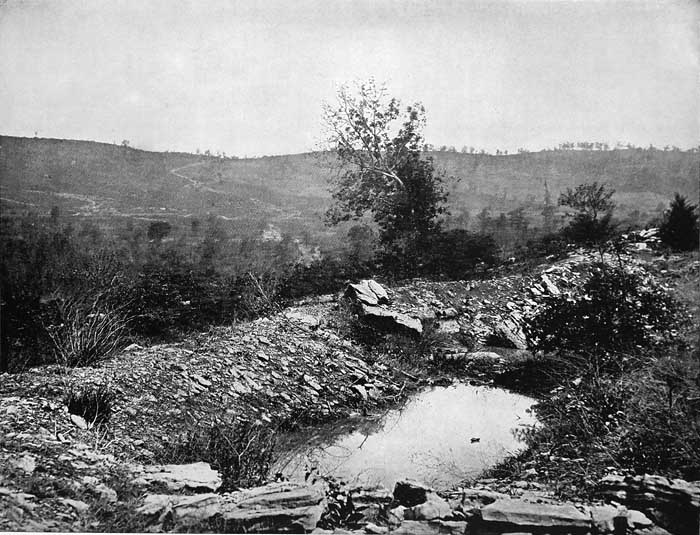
[0, 0, 699, 533]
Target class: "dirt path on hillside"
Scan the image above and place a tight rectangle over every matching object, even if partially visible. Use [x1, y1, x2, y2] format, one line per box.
[169, 161, 231, 195]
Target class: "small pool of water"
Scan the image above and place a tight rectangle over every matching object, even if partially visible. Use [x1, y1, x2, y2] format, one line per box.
[274, 383, 537, 490]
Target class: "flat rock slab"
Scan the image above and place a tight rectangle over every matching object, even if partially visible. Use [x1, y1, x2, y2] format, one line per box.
[138, 482, 326, 532]
[479, 499, 591, 532]
[141, 462, 221, 492]
[285, 310, 321, 328]
[221, 481, 326, 533]
[391, 520, 468, 535]
[360, 305, 423, 336]
[138, 493, 221, 527]
[345, 280, 390, 306]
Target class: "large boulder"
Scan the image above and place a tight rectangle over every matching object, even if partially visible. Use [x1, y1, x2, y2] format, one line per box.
[408, 494, 452, 521]
[449, 488, 509, 518]
[345, 280, 426, 337]
[590, 504, 657, 533]
[137, 493, 221, 529]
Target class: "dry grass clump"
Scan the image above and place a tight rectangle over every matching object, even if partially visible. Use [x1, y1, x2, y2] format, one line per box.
[46, 294, 129, 368]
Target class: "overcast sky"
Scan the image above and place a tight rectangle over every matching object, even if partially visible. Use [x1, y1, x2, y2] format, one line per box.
[1, 0, 698, 156]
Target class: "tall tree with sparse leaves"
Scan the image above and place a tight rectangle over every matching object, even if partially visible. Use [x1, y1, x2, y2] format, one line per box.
[322, 79, 448, 267]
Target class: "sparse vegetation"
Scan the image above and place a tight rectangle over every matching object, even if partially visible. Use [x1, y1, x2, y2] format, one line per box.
[46, 294, 130, 368]
[160, 417, 277, 492]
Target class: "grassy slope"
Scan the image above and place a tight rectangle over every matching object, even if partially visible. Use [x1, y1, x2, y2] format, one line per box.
[2, 135, 698, 232]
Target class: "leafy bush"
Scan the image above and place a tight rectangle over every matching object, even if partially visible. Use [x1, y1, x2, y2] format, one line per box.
[520, 232, 569, 260]
[540, 374, 632, 444]
[128, 260, 241, 336]
[160, 418, 276, 491]
[278, 256, 374, 300]
[423, 230, 499, 279]
[64, 383, 114, 426]
[526, 264, 681, 353]
[45, 295, 130, 367]
[561, 212, 616, 247]
[377, 229, 498, 280]
[659, 193, 699, 251]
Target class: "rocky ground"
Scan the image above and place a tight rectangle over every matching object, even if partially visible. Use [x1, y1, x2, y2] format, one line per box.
[1, 234, 698, 533]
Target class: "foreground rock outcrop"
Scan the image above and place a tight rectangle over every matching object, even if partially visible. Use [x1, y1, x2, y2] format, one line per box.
[596, 474, 700, 535]
[309, 476, 680, 534]
[138, 481, 326, 532]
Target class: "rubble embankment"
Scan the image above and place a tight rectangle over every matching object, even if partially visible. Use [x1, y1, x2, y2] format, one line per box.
[1, 241, 698, 533]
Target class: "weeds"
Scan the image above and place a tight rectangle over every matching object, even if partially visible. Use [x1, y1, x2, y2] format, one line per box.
[494, 343, 700, 496]
[159, 417, 277, 492]
[46, 294, 130, 368]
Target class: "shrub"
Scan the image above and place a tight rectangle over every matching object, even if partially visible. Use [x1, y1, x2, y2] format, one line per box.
[230, 272, 283, 320]
[160, 418, 276, 491]
[659, 193, 699, 251]
[279, 256, 373, 300]
[64, 383, 114, 426]
[424, 230, 499, 279]
[520, 232, 569, 260]
[45, 295, 130, 367]
[561, 212, 616, 247]
[526, 264, 681, 353]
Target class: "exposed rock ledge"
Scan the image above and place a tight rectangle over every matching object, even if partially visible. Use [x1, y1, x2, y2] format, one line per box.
[129, 470, 697, 534]
[138, 481, 326, 532]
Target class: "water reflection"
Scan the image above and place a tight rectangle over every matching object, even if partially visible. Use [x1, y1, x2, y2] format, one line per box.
[274, 383, 537, 490]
